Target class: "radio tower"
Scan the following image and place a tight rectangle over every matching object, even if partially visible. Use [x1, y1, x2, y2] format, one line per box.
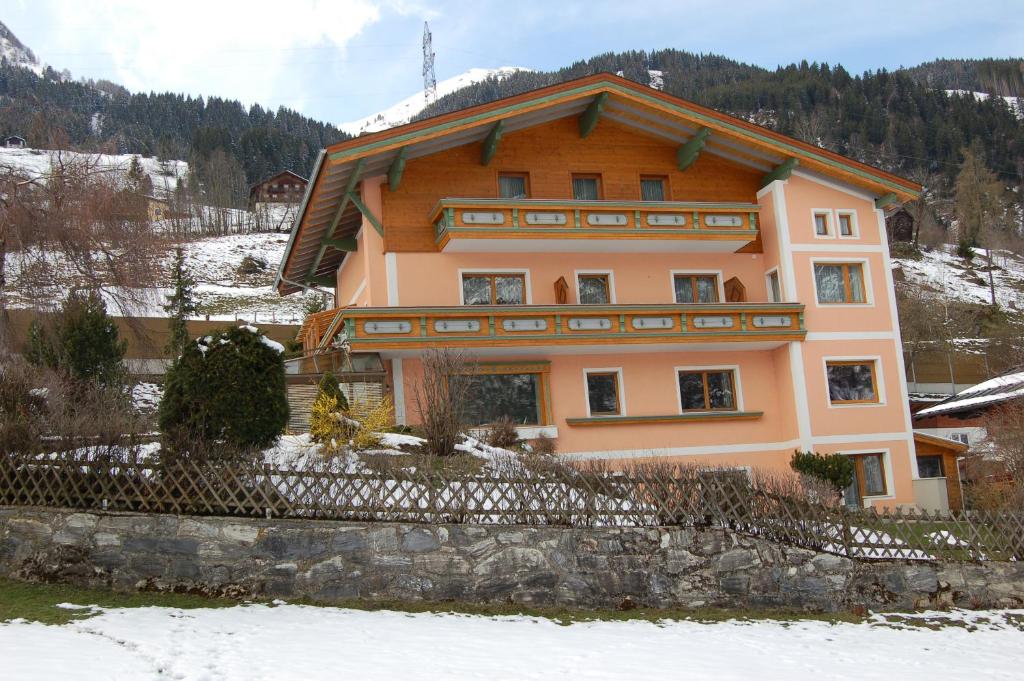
[422, 21, 437, 107]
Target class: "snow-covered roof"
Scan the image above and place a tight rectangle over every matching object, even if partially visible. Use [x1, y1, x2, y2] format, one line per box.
[914, 369, 1024, 418]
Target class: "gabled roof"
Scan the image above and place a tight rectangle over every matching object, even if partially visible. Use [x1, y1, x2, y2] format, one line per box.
[275, 73, 922, 295]
[915, 369, 1024, 419]
[913, 431, 970, 454]
[250, 169, 308, 193]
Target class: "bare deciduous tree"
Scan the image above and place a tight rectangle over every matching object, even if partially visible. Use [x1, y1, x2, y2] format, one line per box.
[412, 349, 475, 457]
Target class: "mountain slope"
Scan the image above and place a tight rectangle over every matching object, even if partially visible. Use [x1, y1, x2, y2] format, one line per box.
[340, 67, 530, 135]
[0, 20, 42, 76]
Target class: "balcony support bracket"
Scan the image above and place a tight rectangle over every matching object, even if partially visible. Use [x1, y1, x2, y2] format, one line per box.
[875, 192, 898, 209]
[579, 92, 608, 138]
[676, 127, 711, 171]
[760, 157, 799, 188]
[480, 121, 505, 165]
[307, 157, 364, 285]
[387, 147, 407, 191]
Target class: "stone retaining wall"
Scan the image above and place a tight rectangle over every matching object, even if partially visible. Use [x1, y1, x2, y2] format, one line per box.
[2, 507, 1023, 611]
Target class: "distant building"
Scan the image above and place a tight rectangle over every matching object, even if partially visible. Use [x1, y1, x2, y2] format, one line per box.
[248, 170, 308, 209]
[145, 195, 171, 222]
[2, 135, 27, 149]
[886, 207, 914, 243]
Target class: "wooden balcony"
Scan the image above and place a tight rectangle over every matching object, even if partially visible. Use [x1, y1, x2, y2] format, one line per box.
[306, 303, 805, 352]
[430, 199, 762, 253]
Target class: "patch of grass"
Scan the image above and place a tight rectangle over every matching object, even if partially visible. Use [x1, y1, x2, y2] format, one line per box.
[0, 578, 236, 625]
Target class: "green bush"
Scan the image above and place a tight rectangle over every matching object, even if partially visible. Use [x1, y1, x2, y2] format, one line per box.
[159, 325, 288, 450]
[317, 371, 348, 411]
[790, 450, 855, 491]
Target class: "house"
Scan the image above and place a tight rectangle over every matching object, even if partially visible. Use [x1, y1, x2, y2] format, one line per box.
[2, 135, 26, 149]
[913, 368, 1024, 448]
[912, 431, 968, 511]
[145, 195, 171, 222]
[248, 170, 308, 209]
[885, 207, 914, 242]
[274, 73, 924, 510]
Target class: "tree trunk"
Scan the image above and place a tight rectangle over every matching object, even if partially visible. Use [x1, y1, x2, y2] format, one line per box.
[986, 249, 997, 307]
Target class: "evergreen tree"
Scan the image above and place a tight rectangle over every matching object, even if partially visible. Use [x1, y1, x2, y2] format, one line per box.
[318, 371, 348, 411]
[954, 144, 1009, 305]
[163, 247, 198, 356]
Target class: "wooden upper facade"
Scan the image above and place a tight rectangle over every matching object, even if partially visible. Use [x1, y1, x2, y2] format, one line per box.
[250, 170, 308, 208]
[275, 73, 920, 295]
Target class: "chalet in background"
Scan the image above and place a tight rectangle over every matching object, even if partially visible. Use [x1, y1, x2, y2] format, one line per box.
[248, 170, 308, 209]
[275, 73, 933, 510]
[2, 134, 26, 149]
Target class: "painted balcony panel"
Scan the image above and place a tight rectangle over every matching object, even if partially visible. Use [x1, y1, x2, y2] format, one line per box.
[430, 199, 761, 253]
[304, 303, 804, 351]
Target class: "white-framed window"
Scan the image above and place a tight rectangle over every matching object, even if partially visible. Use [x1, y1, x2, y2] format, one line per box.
[675, 365, 743, 413]
[458, 269, 532, 305]
[812, 209, 833, 238]
[836, 210, 858, 238]
[574, 270, 615, 305]
[824, 356, 886, 408]
[583, 368, 625, 417]
[766, 269, 782, 303]
[811, 259, 872, 306]
[670, 270, 725, 304]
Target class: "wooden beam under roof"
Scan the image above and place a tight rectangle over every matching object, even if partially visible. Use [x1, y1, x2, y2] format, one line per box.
[875, 192, 898, 209]
[578, 92, 608, 138]
[760, 157, 799, 188]
[307, 158, 364, 282]
[676, 127, 711, 171]
[387, 147, 407, 192]
[480, 121, 505, 165]
[348, 191, 384, 237]
[305, 274, 336, 288]
[321, 236, 358, 252]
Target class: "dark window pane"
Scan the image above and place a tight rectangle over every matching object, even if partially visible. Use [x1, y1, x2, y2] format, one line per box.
[494, 277, 524, 305]
[917, 456, 944, 478]
[572, 177, 599, 200]
[587, 373, 619, 415]
[465, 373, 540, 426]
[640, 178, 665, 201]
[768, 272, 781, 302]
[674, 276, 695, 303]
[706, 371, 735, 409]
[462, 276, 491, 305]
[578, 275, 609, 304]
[499, 175, 527, 199]
[827, 363, 876, 402]
[679, 372, 707, 410]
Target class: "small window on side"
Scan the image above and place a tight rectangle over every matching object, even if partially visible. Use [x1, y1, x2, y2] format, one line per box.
[586, 371, 621, 416]
[766, 271, 782, 303]
[917, 455, 945, 479]
[640, 176, 666, 202]
[838, 212, 854, 237]
[814, 211, 831, 236]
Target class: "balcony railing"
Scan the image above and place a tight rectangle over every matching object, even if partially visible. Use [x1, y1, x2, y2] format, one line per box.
[429, 199, 761, 253]
[306, 303, 805, 351]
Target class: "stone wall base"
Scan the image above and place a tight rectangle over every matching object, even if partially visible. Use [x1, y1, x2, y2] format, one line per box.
[3, 508, 1023, 611]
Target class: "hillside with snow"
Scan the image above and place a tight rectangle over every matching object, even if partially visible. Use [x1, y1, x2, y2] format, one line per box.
[894, 244, 1024, 312]
[944, 89, 1023, 119]
[339, 67, 530, 135]
[0, 146, 188, 197]
[0, 19, 43, 76]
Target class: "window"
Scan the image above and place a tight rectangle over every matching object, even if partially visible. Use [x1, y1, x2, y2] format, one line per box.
[586, 371, 621, 416]
[766, 270, 782, 303]
[674, 274, 720, 303]
[826, 360, 878, 404]
[843, 453, 888, 507]
[678, 369, 736, 411]
[461, 273, 526, 305]
[917, 455, 945, 479]
[813, 211, 831, 236]
[814, 262, 866, 304]
[950, 432, 970, 445]
[571, 174, 602, 200]
[577, 273, 611, 304]
[464, 373, 542, 426]
[640, 176, 666, 202]
[838, 212, 855, 237]
[498, 173, 529, 199]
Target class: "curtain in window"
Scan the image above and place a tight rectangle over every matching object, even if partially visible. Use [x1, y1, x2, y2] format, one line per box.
[572, 177, 599, 201]
[695, 277, 718, 303]
[706, 371, 735, 409]
[494, 277, 524, 305]
[499, 175, 527, 199]
[465, 374, 540, 425]
[640, 179, 665, 201]
[674, 277, 695, 303]
[814, 264, 845, 303]
[578, 276, 609, 304]
[814, 214, 829, 235]
[462, 277, 492, 305]
[862, 456, 885, 496]
[848, 265, 865, 303]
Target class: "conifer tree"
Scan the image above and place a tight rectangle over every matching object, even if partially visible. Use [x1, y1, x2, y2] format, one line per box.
[954, 144, 1009, 306]
[163, 247, 198, 357]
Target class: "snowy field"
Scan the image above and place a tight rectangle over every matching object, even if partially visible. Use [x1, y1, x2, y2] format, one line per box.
[3, 605, 1023, 680]
[893, 244, 1024, 311]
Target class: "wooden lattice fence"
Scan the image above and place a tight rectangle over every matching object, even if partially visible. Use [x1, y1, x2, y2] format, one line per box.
[2, 451, 1022, 562]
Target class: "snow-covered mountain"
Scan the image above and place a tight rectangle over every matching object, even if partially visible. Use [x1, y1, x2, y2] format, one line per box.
[0, 20, 44, 76]
[339, 67, 531, 135]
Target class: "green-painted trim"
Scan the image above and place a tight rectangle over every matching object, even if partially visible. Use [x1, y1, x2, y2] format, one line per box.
[344, 302, 803, 315]
[573, 209, 581, 228]
[349, 191, 384, 237]
[432, 198, 760, 214]
[307, 157, 363, 281]
[438, 227, 758, 241]
[480, 120, 504, 165]
[306, 274, 335, 288]
[512, 208, 519, 228]
[326, 80, 919, 197]
[321, 236, 358, 252]
[566, 411, 764, 426]
[347, 331, 804, 345]
[387, 147, 407, 192]
[676, 126, 710, 171]
[579, 92, 608, 138]
[875, 192, 898, 209]
[760, 157, 799, 188]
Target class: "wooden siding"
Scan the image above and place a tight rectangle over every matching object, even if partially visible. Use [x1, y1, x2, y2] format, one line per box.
[914, 434, 967, 511]
[381, 116, 763, 253]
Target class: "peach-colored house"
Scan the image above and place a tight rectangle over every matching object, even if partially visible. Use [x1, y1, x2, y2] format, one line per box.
[275, 74, 923, 510]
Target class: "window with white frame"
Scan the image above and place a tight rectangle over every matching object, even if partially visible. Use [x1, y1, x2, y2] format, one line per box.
[813, 211, 832, 237]
[461, 273, 526, 305]
[677, 369, 737, 411]
[585, 370, 622, 416]
[826, 360, 879, 404]
[837, 211, 856, 237]
[577, 273, 611, 304]
[674, 273, 720, 303]
[766, 270, 782, 303]
[814, 262, 866, 304]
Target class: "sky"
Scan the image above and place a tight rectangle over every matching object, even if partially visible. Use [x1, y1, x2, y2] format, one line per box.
[4, 0, 1023, 126]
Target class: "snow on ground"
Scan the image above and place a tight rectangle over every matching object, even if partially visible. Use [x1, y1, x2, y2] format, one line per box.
[340, 67, 531, 135]
[130, 382, 162, 413]
[3, 605, 1024, 681]
[0, 146, 188, 197]
[892, 243, 1024, 311]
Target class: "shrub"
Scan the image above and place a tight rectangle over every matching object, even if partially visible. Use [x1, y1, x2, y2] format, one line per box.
[348, 395, 393, 451]
[25, 290, 126, 387]
[412, 349, 473, 457]
[309, 392, 345, 454]
[790, 450, 855, 492]
[484, 416, 519, 449]
[159, 325, 288, 451]
[956, 238, 975, 261]
[236, 255, 268, 275]
[528, 433, 557, 457]
[317, 371, 349, 411]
